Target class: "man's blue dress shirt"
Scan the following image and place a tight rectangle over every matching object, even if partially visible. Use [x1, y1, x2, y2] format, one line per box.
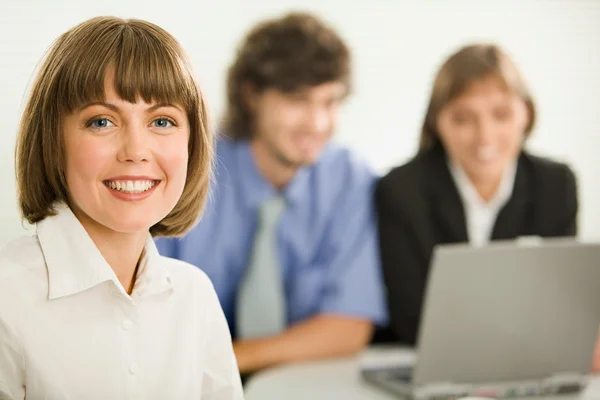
[156, 138, 387, 337]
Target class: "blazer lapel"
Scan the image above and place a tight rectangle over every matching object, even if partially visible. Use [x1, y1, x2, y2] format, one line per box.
[424, 146, 469, 243]
[492, 154, 534, 240]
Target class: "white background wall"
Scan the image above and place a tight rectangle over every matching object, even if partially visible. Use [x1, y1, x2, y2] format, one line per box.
[0, 0, 598, 244]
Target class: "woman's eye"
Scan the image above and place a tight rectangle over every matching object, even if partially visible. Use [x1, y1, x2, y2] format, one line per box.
[152, 118, 174, 128]
[451, 114, 470, 125]
[88, 118, 114, 129]
[494, 108, 512, 121]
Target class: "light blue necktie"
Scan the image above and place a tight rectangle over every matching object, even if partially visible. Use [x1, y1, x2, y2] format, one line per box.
[236, 195, 287, 339]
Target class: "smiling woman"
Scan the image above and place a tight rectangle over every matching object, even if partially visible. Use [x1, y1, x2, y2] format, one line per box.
[16, 19, 210, 238]
[0, 16, 243, 399]
[375, 43, 578, 346]
[61, 68, 191, 239]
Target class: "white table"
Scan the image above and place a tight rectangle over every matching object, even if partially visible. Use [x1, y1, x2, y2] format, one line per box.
[244, 348, 600, 400]
[244, 355, 395, 400]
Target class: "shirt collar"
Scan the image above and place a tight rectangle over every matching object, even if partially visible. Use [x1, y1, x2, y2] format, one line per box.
[448, 159, 517, 210]
[37, 203, 172, 300]
[234, 140, 310, 209]
[131, 235, 173, 299]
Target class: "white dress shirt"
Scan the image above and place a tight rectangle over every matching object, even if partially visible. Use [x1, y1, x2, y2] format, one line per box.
[448, 161, 517, 247]
[0, 203, 244, 400]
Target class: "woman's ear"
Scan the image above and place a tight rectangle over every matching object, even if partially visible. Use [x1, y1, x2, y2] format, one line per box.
[241, 82, 259, 112]
[433, 106, 447, 144]
[520, 95, 536, 138]
[525, 103, 534, 135]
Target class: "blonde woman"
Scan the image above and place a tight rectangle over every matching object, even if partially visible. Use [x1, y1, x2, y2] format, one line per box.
[0, 17, 243, 399]
[376, 44, 578, 346]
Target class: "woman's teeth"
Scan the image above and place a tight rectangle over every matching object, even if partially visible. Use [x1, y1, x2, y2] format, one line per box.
[105, 180, 157, 193]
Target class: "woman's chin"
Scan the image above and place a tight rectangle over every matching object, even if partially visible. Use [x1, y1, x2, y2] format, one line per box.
[466, 160, 505, 180]
[103, 216, 161, 235]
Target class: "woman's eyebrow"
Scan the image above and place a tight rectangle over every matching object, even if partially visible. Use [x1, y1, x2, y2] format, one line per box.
[146, 103, 183, 113]
[78, 101, 121, 113]
[76, 102, 183, 114]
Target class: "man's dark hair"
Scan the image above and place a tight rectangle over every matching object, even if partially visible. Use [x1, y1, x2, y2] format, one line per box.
[222, 12, 351, 139]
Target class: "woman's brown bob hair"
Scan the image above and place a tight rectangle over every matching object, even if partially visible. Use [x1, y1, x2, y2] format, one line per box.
[15, 16, 212, 237]
[419, 43, 536, 153]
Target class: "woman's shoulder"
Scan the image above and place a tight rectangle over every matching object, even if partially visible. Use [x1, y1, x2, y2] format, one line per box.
[381, 146, 443, 185]
[157, 256, 223, 315]
[0, 234, 46, 277]
[382, 156, 425, 185]
[377, 149, 440, 205]
[520, 152, 577, 201]
[158, 256, 214, 291]
[0, 234, 48, 313]
[521, 152, 576, 180]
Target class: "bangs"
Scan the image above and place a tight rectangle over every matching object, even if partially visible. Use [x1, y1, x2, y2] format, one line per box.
[54, 19, 198, 114]
[438, 46, 523, 105]
[420, 43, 535, 152]
[445, 69, 518, 103]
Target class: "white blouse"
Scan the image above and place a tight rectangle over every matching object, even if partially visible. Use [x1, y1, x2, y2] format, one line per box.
[448, 161, 517, 247]
[0, 204, 244, 399]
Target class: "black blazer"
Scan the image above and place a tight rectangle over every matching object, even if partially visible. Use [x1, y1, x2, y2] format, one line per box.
[375, 144, 578, 346]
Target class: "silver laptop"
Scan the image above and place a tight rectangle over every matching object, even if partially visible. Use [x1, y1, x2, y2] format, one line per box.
[363, 238, 600, 399]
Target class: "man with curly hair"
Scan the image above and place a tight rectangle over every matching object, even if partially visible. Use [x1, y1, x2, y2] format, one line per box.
[157, 12, 386, 375]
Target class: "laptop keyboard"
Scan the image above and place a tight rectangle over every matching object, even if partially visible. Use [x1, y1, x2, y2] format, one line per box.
[363, 365, 587, 399]
[381, 366, 414, 383]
